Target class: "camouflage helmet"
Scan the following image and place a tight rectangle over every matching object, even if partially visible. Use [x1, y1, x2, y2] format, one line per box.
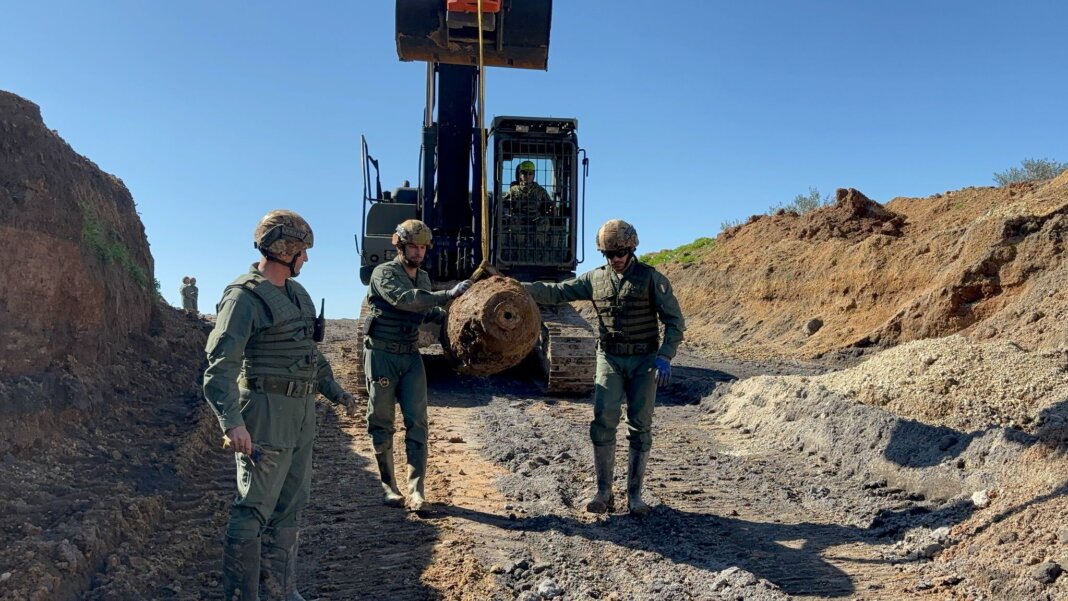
[391, 219, 433, 248]
[254, 210, 314, 256]
[515, 160, 537, 180]
[596, 219, 639, 251]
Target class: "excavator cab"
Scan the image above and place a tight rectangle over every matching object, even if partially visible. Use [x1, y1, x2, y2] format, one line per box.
[396, 0, 552, 70]
[491, 116, 584, 282]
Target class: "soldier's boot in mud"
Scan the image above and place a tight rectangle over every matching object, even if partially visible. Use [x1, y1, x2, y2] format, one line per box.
[374, 451, 406, 507]
[260, 527, 306, 601]
[585, 444, 616, 514]
[406, 449, 428, 512]
[627, 448, 652, 517]
[222, 535, 261, 601]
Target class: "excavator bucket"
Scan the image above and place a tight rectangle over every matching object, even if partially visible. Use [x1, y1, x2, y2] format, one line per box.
[396, 0, 552, 70]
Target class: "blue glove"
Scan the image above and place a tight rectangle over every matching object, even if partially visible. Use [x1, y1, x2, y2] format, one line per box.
[654, 356, 672, 388]
[447, 280, 473, 299]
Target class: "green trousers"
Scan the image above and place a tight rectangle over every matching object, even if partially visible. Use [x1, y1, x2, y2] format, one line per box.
[364, 346, 429, 456]
[227, 391, 316, 539]
[591, 351, 658, 452]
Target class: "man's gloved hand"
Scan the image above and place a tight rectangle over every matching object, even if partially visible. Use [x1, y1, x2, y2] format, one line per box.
[447, 279, 473, 299]
[654, 356, 672, 388]
[337, 391, 358, 417]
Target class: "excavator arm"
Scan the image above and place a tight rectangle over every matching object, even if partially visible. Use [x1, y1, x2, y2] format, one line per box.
[396, 0, 552, 70]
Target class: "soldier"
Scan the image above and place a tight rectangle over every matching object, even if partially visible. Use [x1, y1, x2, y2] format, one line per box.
[363, 219, 471, 511]
[502, 160, 554, 261]
[203, 209, 357, 600]
[180, 276, 191, 310]
[522, 219, 685, 516]
[182, 276, 200, 313]
[503, 160, 552, 217]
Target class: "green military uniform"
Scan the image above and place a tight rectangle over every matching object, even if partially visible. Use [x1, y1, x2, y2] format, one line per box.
[523, 260, 685, 451]
[504, 180, 552, 216]
[181, 282, 199, 312]
[364, 256, 450, 507]
[204, 265, 347, 539]
[503, 181, 553, 263]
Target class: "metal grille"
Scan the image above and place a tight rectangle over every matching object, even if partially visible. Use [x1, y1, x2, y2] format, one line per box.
[495, 138, 575, 267]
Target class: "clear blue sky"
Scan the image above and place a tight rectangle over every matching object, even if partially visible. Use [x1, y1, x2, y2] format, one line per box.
[3, 1, 1066, 318]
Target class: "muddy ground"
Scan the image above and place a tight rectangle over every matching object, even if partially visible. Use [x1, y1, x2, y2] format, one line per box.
[8, 317, 1061, 601]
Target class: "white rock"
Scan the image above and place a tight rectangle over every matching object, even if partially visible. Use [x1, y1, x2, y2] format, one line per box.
[537, 578, 563, 599]
[971, 489, 991, 509]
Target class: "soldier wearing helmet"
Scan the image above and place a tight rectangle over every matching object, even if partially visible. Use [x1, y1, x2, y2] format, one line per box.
[203, 209, 355, 600]
[180, 276, 199, 314]
[522, 219, 685, 516]
[504, 160, 552, 213]
[502, 160, 554, 261]
[363, 219, 472, 511]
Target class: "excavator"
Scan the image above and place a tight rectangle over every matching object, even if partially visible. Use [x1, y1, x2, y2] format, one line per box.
[354, 0, 597, 396]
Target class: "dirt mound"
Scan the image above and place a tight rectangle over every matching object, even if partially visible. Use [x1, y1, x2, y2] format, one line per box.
[705, 333, 1068, 600]
[0, 91, 225, 601]
[661, 178, 1068, 359]
[1, 91, 154, 379]
[0, 91, 170, 455]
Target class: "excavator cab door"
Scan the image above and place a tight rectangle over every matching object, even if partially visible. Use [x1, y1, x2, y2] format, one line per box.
[396, 0, 552, 70]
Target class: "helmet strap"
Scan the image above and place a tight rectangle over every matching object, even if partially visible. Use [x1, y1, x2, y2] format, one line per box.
[260, 247, 301, 277]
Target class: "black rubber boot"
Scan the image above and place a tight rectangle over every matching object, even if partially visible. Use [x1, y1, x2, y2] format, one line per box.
[585, 445, 616, 514]
[222, 535, 261, 601]
[627, 448, 651, 516]
[260, 527, 306, 601]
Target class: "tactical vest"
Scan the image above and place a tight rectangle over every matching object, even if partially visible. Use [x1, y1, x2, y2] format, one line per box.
[591, 261, 660, 355]
[228, 272, 320, 388]
[365, 262, 429, 346]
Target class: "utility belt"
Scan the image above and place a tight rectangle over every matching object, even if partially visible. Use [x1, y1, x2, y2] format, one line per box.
[240, 376, 316, 398]
[364, 337, 419, 355]
[600, 340, 658, 356]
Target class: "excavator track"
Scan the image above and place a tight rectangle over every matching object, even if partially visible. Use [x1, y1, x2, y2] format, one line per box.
[538, 304, 597, 395]
[352, 300, 370, 399]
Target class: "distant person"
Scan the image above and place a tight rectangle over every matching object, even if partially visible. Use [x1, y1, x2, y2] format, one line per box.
[502, 160, 554, 259]
[521, 219, 685, 516]
[363, 219, 471, 511]
[503, 160, 552, 217]
[202, 209, 356, 600]
[181, 276, 199, 313]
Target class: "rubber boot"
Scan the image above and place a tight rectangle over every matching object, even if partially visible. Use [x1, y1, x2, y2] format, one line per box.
[222, 535, 261, 601]
[406, 449, 428, 512]
[585, 445, 616, 514]
[627, 448, 651, 516]
[374, 451, 405, 507]
[260, 527, 306, 601]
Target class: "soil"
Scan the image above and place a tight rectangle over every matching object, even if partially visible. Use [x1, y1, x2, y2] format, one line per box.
[2, 88, 1065, 600]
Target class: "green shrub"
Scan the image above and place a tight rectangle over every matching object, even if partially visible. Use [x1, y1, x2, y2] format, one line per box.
[641, 237, 716, 267]
[769, 186, 831, 215]
[993, 158, 1068, 185]
[80, 210, 149, 290]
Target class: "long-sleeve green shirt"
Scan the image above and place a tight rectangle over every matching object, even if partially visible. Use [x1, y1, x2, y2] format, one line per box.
[366, 258, 449, 323]
[523, 261, 686, 359]
[203, 266, 345, 433]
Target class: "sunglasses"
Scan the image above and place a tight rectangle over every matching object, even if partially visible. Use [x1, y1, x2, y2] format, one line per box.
[519, 170, 534, 176]
[601, 249, 630, 259]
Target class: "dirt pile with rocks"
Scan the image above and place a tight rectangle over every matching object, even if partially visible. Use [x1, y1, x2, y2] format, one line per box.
[660, 177, 1068, 359]
[0, 90, 161, 456]
[0, 90, 220, 601]
[704, 332, 1067, 599]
